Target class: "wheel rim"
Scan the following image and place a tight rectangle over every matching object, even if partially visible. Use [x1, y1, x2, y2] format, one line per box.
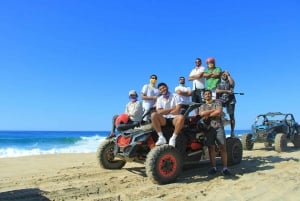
[246, 135, 251, 145]
[232, 144, 239, 160]
[282, 138, 287, 148]
[158, 154, 177, 177]
[232, 142, 242, 162]
[106, 146, 115, 162]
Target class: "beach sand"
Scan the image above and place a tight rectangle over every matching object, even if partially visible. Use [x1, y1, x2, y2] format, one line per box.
[1, 143, 300, 201]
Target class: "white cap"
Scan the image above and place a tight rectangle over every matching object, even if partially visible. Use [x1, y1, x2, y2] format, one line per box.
[128, 90, 137, 96]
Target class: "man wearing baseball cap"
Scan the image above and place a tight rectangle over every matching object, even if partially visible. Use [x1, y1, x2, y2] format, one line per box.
[107, 89, 143, 138]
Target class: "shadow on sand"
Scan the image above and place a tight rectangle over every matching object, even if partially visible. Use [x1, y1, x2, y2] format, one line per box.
[124, 149, 299, 185]
[0, 188, 49, 201]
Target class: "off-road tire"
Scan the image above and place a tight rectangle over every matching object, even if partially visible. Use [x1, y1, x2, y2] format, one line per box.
[97, 139, 126, 169]
[274, 133, 287, 152]
[241, 133, 254, 150]
[145, 145, 183, 185]
[226, 137, 243, 165]
[292, 130, 300, 148]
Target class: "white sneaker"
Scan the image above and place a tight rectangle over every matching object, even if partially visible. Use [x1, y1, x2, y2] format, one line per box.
[169, 136, 176, 147]
[155, 136, 167, 146]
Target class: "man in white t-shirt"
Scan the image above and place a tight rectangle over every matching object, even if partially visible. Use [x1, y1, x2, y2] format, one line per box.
[175, 76, 192, 103]
[107, 90, 143, 138]
[141, 74, 160, 122]
[188, 57, 205, 115]
[151, 82, 185, 147]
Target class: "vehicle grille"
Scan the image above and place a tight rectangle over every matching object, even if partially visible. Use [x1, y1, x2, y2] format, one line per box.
[255, 129, 267, 138]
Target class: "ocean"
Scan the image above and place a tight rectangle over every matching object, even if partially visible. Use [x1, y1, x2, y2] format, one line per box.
[0, 130, 250, 158]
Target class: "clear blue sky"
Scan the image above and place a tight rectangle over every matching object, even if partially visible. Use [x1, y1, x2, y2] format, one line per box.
[1, 0, 299, 131]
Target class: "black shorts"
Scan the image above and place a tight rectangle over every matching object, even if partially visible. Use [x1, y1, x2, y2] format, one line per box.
[165, 118, 174, 127]
[192, 89, 204, 103]
[223, 103, 235, 115]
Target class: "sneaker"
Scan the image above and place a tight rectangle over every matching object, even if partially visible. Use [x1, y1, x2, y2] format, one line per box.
[222, 169, 231, 176]
[155, 136, 167, 145]
[169, 136, 176, 147]
[208, 168, 218, 175]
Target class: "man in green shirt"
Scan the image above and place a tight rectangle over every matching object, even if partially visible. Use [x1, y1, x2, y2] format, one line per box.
[203, 57, 222, 99]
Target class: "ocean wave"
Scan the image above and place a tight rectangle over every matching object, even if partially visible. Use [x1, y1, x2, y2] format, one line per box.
[0, 135, 106, 158]
[0, 130, 249, 158]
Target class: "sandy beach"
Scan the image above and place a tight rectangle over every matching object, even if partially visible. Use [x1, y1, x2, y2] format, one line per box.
[0, 142, 300, 201]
